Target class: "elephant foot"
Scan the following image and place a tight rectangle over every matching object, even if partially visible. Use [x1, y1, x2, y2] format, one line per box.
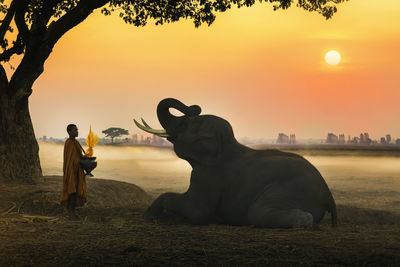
[292, 210, 314, 228]
[248, 208, 314, 228]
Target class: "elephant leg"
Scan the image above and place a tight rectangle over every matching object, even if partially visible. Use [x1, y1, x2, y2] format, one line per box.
[143, 194, 168, 220]
[248, 206, 313, 228]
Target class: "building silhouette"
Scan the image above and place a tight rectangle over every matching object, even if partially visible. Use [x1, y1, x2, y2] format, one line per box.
[354, 132, 372, 144]
[349, 136, 360, 144]
[326, 133, 338, 144]
[277, 133, 289, 144]
[289, 134, 296, 144]
[360, 133, 365, 143]
[338, 134, 345, 144]
[276, 133, 296, 144]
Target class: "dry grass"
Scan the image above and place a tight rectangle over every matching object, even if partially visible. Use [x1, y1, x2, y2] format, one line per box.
[0, 176, 399, 266]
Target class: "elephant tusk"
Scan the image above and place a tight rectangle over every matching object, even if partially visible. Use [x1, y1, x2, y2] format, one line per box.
[133, 119, 169, 137]
[157, 133, 169, 138]
[141, 119, 169, 138]
[141, 118, 152, 129]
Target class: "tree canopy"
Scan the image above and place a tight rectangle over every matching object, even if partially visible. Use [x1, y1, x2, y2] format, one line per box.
[102, 127, 129, 143]
[0, 0, 347, 65]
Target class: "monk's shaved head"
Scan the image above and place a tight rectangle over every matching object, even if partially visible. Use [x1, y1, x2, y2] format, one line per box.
[67, 124, 77, 133]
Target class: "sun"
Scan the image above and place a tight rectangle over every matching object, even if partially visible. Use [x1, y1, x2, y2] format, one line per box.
[325, 50, 341, 66]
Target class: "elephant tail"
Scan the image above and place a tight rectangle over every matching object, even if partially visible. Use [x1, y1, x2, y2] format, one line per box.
[328, 193, 337, 228]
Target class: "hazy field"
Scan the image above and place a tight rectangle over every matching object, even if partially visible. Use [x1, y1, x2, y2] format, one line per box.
[40, 142, 192, 196]
[39, 142, 400, 212]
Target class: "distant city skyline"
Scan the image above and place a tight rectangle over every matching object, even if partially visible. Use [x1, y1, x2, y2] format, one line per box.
[35, 125, 400, 143]
[38, 130, 400, 146]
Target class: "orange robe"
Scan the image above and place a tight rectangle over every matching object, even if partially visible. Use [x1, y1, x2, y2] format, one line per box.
[61, 138, 87, 207]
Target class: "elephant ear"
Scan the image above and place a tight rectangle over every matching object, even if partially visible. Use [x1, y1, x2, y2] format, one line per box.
[186, 133, 223, 166]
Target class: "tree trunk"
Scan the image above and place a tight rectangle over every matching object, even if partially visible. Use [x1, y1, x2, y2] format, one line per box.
[0, 24, 52, 182]
[0, 83, 42, 182]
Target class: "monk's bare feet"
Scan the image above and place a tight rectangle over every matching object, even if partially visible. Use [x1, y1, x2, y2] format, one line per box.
[68, 209, 80, 221]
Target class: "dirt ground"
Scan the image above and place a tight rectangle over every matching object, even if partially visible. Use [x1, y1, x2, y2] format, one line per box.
[0, 176, 399, 266]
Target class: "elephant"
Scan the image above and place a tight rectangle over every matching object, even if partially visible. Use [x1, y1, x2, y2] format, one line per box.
[134, 98, 337, 228]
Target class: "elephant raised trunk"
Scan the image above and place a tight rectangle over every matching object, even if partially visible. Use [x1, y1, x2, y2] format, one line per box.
[157, 98, 201, 139]
[133, 98, 202, 141]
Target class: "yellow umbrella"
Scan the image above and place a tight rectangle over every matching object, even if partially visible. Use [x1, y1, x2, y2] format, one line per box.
[85, 125, 100, 157]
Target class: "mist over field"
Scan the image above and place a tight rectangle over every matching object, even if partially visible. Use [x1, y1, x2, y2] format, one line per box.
[39, 142, 400, 211]
[39, 142, 192, 196]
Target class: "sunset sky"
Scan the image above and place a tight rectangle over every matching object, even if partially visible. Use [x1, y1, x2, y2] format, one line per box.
[22, 0, 400, 140]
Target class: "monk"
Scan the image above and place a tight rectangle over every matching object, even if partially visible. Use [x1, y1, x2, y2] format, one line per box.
[61, 124, 87, 221]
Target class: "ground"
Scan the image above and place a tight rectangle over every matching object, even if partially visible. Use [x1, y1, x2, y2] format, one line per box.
[0, 176, 399, 266]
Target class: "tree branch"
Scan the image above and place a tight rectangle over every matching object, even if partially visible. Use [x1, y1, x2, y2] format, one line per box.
[0, 37, 24, 62]
[30, 0, 62, 33]
[47, 0, 110, 47]
[42, 0, 63, 24]
[0, 63, 9, 90]
[0, 0, 17, 42]
[14, 0, 30, 44]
